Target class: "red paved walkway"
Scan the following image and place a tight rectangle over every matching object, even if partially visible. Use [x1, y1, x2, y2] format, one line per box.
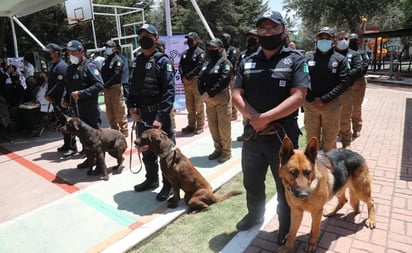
[244, 82, 412, 253]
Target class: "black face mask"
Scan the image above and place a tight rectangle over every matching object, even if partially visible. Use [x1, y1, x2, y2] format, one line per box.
[349, 40, 359, 50]
[207, 49, 220, 60]
[187, 39, 194, 48]
[139, 36, 154, 49]
[247, 38, 258, 48]
[258, 33, 283, 50]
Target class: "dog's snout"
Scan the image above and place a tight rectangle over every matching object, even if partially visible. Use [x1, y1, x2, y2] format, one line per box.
[292, 187, 310, 199]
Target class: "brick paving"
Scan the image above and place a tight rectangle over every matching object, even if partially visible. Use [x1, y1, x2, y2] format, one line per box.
[244, 82, 412, 253]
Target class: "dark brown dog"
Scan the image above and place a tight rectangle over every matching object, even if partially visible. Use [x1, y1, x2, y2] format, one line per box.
[278, 136, 376, 253]
[64, 116, 127, 181]
[134, 128, 241, 213]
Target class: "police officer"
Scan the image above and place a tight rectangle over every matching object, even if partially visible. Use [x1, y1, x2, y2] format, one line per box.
[232, 11, 310, 245]
[127, 24, 175, 201]
[349, 33, 369, 138]
[179, 32, 205, 135]
[234, 29, 260, 142]
[221, 32, 239, 120]
[198, 38, 233, 163]
[304, 27, 350, 152]
[101, 40, 128, 137]
[42, 43, 76, 157]
[62, 40, 104, 170]
[334, 30, 363, 149]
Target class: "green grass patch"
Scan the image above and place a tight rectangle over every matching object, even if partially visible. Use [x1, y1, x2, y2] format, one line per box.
[127, 130, 307, 253]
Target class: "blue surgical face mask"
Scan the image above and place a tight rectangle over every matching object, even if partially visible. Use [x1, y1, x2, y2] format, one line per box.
[105, 47, 113, 56]
[317, 39, 332, 52]
[336, 39, 349, 50]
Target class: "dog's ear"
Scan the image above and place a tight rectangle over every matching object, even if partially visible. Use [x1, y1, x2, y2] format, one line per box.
[304, 137, 318, 164]
[279, 136, 295, 165]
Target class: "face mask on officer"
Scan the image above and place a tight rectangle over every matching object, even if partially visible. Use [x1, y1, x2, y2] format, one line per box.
[69, 55, 80, 65]
[349, 40, 359, 50]
[139, 36, 154, 49]
[258, 33, 283, 50]
[317, 39, 332, 52]
[247, 37, 258, 48]
[336, 39, 349, 50]
[105, 47, 114, 56]
[207, 49, 220, 60]
[187, 38, 195, 47]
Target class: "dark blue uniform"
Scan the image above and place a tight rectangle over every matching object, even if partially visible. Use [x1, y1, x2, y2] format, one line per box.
[64, 58, 104, 128]
[128, 49, 175, 183]
[234, 47, 310, 239]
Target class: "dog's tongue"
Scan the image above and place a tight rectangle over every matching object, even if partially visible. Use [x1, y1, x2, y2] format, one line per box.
[138, 146, 149, 152]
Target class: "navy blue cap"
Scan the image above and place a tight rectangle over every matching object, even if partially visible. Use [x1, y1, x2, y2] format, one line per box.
[137, 24, 158, 35]
[207, 38, 224, 48]
[317, 27, 335, 38]
[42, 43, 62, 52]
[246, 29, 257, 36]
[185, 32, 200, 40]
[256, 10, 284, 26]
[65, 40, 84, 51]
[105, 40, 116, 48]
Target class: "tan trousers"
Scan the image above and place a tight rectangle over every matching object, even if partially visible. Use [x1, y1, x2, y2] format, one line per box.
[303, 99, 340, 152]
[104, 83, 128, 137]
[229, 77, 237, 119]
[339, 87, 353, 146]
[352, 76, 367, 133]
[183, 78, 205, 129]
[205, 89, 232, 155]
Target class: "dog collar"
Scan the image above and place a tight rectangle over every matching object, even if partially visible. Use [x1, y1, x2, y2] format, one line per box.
[159, 145, 176, 159]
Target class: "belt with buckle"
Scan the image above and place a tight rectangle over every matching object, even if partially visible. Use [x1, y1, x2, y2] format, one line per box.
[139, 104, 158, 113]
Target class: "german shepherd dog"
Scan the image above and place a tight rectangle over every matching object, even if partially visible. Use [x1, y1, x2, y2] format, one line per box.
[63, 116, 127, 181]
[134, 128, 242, 213]
[278, 136, 376, 252]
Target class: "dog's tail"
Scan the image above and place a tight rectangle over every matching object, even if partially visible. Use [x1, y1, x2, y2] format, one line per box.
[214, 190, 242, 203]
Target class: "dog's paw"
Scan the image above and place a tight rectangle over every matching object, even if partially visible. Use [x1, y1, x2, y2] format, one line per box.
[167, 202, 178, 209]
[100, 175, 109, 181]
[304, 243, 317, 252]
[278, 245, 293, 253]
[86, 169, 93, 175]
[365, 217, 376, 229]
[112, 165, 124, 174]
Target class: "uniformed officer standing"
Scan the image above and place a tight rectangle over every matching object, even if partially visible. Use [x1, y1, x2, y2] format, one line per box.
[304, 27, 350, 152]
[127, 24, 175, 201]
[234, 29, 260, 142]
[221, 32, 239, 120]
[349, 33, 369, 138]
[232, 11, 310, 245]
[42, 43, 76, 157]
[179, 32, 205, 135]
[62, 40, 104, 170]
[334, 30, 363, 149]
[198, 38, 233, 163]
[101, 40, 129, 137]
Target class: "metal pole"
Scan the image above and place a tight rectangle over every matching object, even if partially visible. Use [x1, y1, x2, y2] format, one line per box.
[91, 19, 98, 49]
[10, 17, 18, 57]
[190, 0, 215, 39]
[12, 16, 45, 50]
[165, 0, 172, 36]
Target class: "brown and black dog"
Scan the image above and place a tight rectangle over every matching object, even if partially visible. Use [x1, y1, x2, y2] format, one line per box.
[134, 128, 241, 213]
[278, 136, 376, 253]
[64, 116, 127, 181]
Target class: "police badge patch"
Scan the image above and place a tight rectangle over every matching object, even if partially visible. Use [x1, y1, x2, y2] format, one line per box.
[57, 74, 63, 80]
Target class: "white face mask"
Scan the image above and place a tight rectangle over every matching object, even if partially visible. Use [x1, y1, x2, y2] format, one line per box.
[69, 55, 79, 65]
[105, 47, 113, 56]
[336, 40, 349, 50]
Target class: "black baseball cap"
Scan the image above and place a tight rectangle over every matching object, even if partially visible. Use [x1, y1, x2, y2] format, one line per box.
[349, 33, 360, 40]
[256, 10, 284, 26]
[137, 24, 158, 35]
[317, 27, 335, 38]
[185, 32, 200, 40]
[42, 43, 62, 53]
[65, 40, 84, 51]
[207, 38, 224, 48]
[246, 29, 257, 36]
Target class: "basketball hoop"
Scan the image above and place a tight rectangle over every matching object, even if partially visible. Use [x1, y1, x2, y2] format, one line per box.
[64, 17, 84, 24]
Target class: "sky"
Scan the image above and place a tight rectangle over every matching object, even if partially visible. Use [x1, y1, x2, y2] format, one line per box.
[268, 0, 285, 14]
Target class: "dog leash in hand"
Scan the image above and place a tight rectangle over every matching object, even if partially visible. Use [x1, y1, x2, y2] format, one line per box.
[129, 120, 143, 174]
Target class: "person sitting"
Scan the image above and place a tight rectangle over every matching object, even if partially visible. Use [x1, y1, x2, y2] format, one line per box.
[18, 72, 53, 137]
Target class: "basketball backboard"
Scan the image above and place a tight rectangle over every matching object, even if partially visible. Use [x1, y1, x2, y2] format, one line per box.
[65, 0, 94, 25]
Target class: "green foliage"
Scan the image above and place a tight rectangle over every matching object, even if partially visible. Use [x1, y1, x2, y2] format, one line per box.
[401, 0, 412, 28]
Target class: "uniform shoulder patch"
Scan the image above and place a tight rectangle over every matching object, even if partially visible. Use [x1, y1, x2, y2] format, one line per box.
[166, 63, 173, 72]
[57, 74, 64, 80]
[93, 68, 101, 75]
[303, 63, 309, 73]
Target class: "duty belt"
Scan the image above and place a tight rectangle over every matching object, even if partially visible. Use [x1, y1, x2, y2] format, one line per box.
[139, 104, 158, 113]
[243, 119, 293, 142]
